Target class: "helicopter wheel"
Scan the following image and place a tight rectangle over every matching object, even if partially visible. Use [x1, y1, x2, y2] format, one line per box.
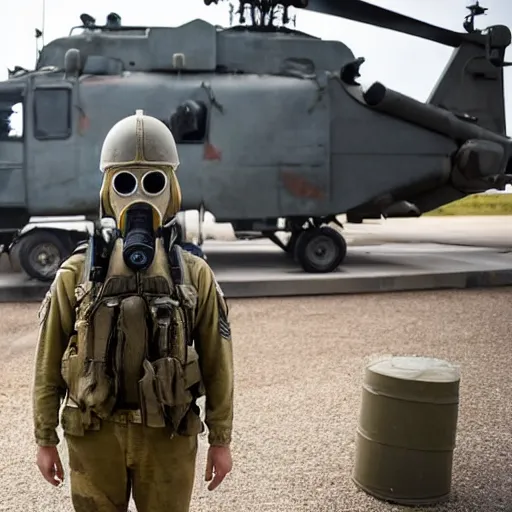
[294, 226, 347, 273]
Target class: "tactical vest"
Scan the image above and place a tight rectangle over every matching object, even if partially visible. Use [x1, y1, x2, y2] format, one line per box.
[60, 237, 205, 433]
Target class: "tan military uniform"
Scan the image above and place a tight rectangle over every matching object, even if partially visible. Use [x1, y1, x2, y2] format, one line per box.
[33, 240, 233, 511]
[32, 110, 234, 512]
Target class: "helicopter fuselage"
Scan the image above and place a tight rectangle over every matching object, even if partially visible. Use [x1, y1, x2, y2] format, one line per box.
[2, 66, 461, 220]
[1, 13, 511, 277]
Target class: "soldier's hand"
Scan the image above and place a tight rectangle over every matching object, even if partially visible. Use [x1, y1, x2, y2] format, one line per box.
[205, 445, 232, 491]
[36, 445, 64, 487]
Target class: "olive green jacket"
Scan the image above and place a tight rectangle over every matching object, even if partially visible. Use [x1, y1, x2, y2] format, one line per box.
[32, 250, 234, 447]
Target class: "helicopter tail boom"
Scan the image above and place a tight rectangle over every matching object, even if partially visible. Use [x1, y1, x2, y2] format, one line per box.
[360, 81, 512, 194]
[298, 1, 510, 135]
[426, 26, 510, 136]
[363, 82, 505, 145]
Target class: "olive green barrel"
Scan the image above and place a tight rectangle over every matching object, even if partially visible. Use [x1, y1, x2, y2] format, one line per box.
[352, 356, 460, 506]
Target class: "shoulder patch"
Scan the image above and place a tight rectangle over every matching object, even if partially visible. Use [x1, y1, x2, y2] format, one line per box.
[218, 305, 231, 340]
[213, 275, 231, 340]
[213, 274, 224, 298]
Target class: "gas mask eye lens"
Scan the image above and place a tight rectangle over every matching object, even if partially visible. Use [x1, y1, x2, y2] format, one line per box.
[142, 170, 167, 196]
[113, 171, 137, 196]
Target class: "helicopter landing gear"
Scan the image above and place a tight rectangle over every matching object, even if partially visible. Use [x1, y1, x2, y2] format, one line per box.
[265, 220, 347, 273]
[293, 226, 347, 273]
[264, 231, 298, 257]
[285, 231, 301, 258]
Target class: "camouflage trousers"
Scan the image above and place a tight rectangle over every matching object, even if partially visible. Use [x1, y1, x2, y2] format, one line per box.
[64, 409, 198, 512]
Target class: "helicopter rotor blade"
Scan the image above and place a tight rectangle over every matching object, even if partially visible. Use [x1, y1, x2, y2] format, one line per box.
[302, 0, 468, 48]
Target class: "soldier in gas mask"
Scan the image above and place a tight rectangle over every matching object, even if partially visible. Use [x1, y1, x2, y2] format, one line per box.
[32, 110, 234, 512]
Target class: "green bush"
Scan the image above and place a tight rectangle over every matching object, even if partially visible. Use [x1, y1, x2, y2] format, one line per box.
[426, 194, 512, 216]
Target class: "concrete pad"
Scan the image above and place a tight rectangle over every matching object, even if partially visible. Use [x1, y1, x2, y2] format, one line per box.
[206, 241, 512, 297]
[0, 254, 12, 273]
[1, 240, 512, 302]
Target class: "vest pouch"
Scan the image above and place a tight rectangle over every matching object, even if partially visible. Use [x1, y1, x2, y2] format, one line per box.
[61, 333, 81, 400]
[153, 356, 192, 407]
[61, 405, 85, 437]
[60, 405, 101, 437]
[74, 298, 120, 418]
[139, 358, 194, 431]
[184, 345, 205, 398]
[117, 296, 150, 408]
[156, 345, 205, 432]
[61, 320, 112, 415]
[174, 346, 206, 436]
[176, 284, 198, 342]
[139, 359, 166, 428]
[78, 360, 117, 418]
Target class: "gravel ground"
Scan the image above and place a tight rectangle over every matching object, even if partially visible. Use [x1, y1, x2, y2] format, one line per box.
[1, 290, 512, 512]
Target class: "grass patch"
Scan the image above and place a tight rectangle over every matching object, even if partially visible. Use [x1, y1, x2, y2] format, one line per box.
[426, 194, 512, 216]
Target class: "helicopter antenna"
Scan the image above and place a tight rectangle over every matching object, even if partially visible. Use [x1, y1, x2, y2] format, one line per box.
[34, 0, 46, 64]
[41, 0, 46, 46]
[229, 3, 234, 26]
[207, 0, 302, 29]
[463, 1, 488, 34]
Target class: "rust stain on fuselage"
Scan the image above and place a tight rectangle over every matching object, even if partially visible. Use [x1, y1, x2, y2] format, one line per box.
[281, 169, 325, 200]
[204, 142, 222, 161]
[78, 113, 90, 134]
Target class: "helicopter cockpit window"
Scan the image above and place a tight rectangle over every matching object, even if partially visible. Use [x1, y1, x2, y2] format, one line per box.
[0, 93, 23, 141]
[33, 88, 72, 140]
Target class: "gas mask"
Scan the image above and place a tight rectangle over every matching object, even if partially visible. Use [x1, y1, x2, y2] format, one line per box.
[108, 167, 171, 271]
[98, 110, 182, 272]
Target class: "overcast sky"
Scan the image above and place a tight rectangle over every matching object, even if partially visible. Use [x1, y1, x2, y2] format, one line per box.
[1, 0, 512, 133]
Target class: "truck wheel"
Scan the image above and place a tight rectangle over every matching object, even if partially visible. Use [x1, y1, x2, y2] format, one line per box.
[17, 231, 70, 282]
[294, 226, 347, 273]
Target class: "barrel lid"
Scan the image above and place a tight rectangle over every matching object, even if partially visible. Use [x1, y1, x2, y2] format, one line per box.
[364, 356, 460, 404]
[368, 356, 460, 383]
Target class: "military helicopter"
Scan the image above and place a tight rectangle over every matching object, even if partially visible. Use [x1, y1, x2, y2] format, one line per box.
[0, 0, 511, 281]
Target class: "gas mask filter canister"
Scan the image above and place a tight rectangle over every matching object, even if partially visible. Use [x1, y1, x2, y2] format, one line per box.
[122, 203, 156, 271]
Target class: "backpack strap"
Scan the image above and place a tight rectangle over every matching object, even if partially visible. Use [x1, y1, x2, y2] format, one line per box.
[168, 243, 185, 286]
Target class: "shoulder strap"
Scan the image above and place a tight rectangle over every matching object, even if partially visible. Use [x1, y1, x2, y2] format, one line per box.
[75, 229, 115, 286]
[72, 241, 89, 256]
[168, 243, 198, 348]
[168, 243, 185, 286]
[169, 242, 198, 287]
